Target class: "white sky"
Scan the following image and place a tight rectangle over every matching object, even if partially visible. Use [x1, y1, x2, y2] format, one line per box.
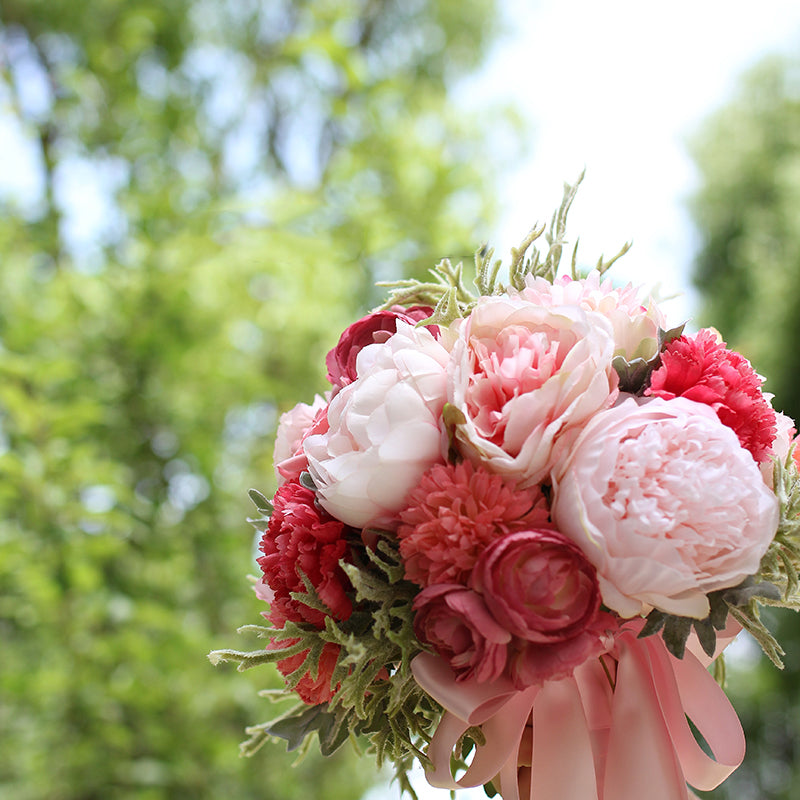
[457, 0, 800, 330]
[368, 3, 800, 799]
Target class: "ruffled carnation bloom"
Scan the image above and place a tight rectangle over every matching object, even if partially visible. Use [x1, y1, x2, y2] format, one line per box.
[396, 461, 551, 586]
[273, 396, 328, 484]
[447, 296, 619, 488]
[257, 481, 353, 628]
[326, 305, 436, 389]
[470, 529, 600, 644]
[304, 322, 450, 529]
[269, 638, 341, 705]
[551, 396, 780, 619]
[646, 328, 777, 464]
[412, 584, 510, 683]
[519, 270, 667, 361]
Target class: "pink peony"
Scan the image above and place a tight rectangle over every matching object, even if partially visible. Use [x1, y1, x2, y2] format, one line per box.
[646, 329, 777, 464]
[257, 481, 353, 628]
[519, 270, 667, 361]
[304, 322, 450, 529]
[269, 638, 341, 705]
[470, 529, 600, 643]
[412, 584, 510, 683]
[552, 396, 780, 619]
[273, 396, 328, 484]
[396, 461, 551, 586]
[326, 305, 436, 389]
[447, 296, 619, 488]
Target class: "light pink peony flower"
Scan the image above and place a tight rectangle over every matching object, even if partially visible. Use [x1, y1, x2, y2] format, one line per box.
[412, 584, 510, 683]
[519, 270, 667, 361]
[447, 296, 619, 488]
[552, 396, 780, 619]
[304, 322, 450, 529]
[470, 529, 600, 643]
[273, 395, 328, 484]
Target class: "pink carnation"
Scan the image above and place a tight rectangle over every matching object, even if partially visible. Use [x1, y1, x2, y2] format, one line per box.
[646, 329, 777, 463]
[269, 638, 341, 705]
[397, 461, 551, 586]
[326, 305, 436, 388]
[257, 481, 353, 628]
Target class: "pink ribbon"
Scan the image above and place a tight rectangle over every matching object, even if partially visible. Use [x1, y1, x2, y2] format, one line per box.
[412, 626, 745, 800]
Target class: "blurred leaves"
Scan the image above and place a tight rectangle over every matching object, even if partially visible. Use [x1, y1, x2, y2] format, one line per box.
[0, 1, 513, 798]
[690, 53, 800, 800]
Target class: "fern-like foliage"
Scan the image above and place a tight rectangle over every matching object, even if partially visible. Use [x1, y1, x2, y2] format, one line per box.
[377, 172, 631, 328]
[209, 532, 442, 798]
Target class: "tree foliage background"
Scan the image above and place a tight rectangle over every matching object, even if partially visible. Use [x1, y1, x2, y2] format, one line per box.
[690, 54, 800, 800]
[0, 2, 515, 798]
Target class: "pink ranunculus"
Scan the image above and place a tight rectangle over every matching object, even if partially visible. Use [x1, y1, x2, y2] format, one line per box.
[470, 529, 600, 644]
[412, 584, 510, 683]
[509, 610, 618, 688]
[551, 396, 780, 619]
[447, 296, 619, 488]
[257, 481, 353, 628]
[519, 270, 668, 361]
[304, 322, 450, 529]
[326, 305, 436, 389]
[646, 328, 777, 464]
[273, 396, 329, 484]
[396, 461, 551, 587]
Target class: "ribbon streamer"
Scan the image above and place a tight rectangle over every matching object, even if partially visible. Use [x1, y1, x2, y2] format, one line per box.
[411, 626, 745, 800]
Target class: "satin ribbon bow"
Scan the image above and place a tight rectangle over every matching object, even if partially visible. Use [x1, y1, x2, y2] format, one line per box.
[411, 626, 745, 800]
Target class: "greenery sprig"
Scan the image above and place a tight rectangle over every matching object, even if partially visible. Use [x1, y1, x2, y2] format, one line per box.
[377, 172, 632, 328]
[209, 523, 442, 799]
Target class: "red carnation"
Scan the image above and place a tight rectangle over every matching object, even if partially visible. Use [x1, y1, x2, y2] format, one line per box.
[326, 305, 436, 388]
[269, 638, 341, 705]
[397, 461, 551, 587]
[646, 329, 777, 463]
[258, 481, 353, 628]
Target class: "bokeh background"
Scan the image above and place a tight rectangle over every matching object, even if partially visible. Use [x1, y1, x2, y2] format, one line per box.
[2, 1, 800, 799]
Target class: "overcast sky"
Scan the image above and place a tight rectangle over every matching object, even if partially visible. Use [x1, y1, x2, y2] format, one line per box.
[457, 0, 800, 330]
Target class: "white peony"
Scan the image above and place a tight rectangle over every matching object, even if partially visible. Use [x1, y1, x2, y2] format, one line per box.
[303, 322, 450, 529]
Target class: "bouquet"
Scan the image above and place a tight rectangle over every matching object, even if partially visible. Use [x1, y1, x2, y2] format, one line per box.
[211, 177, 800, 800]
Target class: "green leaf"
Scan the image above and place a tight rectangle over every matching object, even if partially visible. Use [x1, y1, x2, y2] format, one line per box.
[248, 488, 274, 514]
[266, 704, 329, 752]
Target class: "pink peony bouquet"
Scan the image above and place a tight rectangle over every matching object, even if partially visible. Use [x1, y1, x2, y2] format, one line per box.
[211, 178, 800, 800]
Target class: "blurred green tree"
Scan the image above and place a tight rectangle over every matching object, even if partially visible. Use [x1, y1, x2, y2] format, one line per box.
[689, 54, 800, 800]
[0, 1, 513, 798]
